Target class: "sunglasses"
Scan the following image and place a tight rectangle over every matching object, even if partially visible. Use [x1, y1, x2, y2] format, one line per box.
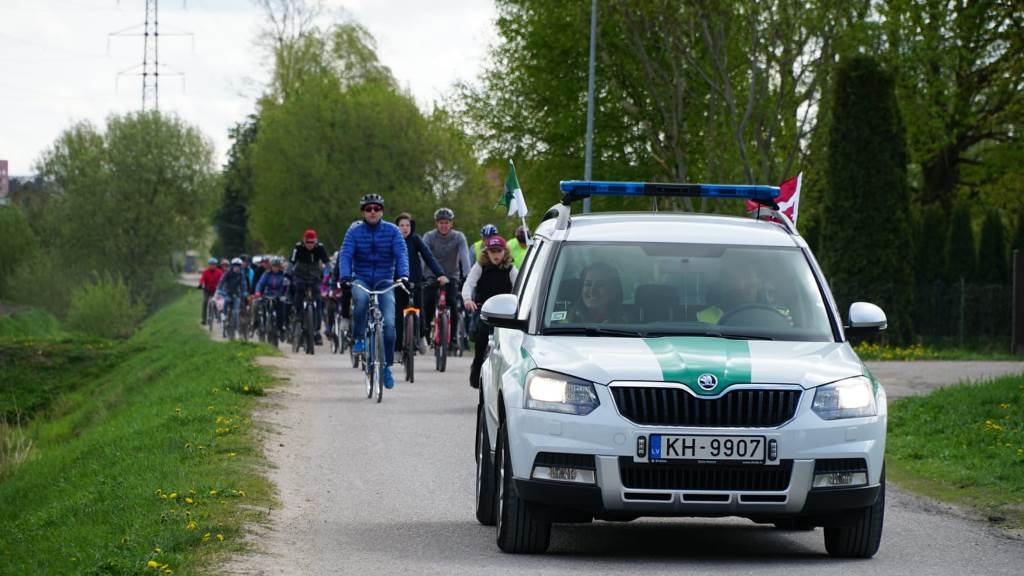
[363, 205, 383, 213]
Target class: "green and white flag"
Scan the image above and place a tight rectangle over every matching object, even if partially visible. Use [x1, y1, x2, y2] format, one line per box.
[499, 160, 529, 218]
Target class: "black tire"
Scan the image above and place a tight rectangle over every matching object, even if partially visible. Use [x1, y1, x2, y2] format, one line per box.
[304, 305, 315, 355]
[404, 313, 416, 382]
[824, 470, 885, 558]
[495, 423, 550, 553]
[475, 403, 497, 526]
[291, 320, 301, 354]
[269, 314, 279, 348]
[436, 313, 448, 372]
[340, 328, 349, 354]
[374, 324, 385, 403]
[206, 300, 216, 334]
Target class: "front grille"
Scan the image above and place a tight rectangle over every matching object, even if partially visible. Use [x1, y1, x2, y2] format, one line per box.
[611, 386, 801, 427]
[619, 458, 793, 491]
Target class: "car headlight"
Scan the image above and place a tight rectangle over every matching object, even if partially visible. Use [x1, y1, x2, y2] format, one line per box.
[812, 376, 877, 420]
[525, 370, 600, 415]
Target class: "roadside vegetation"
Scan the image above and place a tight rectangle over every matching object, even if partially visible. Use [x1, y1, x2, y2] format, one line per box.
[887, 374, 1024, 530]
[854, 341, 1019, 362]
[0, 293, 277, 575]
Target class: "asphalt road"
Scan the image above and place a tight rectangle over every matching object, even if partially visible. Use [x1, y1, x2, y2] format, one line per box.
[219, 340, 1024, 576]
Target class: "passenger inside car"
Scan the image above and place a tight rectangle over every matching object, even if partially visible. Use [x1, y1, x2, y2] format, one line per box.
[569, 262, 629, 323]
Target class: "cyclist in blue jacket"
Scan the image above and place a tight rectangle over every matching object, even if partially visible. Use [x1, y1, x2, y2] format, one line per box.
[338, 193, 410, 389]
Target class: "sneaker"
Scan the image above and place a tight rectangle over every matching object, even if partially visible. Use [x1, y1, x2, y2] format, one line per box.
[383, 366, 395, 389]
[417, 336, 427, 354]
[353, 340, 365, 354]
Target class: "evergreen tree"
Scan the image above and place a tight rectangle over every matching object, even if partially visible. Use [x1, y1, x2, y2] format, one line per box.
[820, 55, 914, 342]
[977, 208, 1008, 284]
[214, 117, 258, 258]
[914, 203, 947, 284]
[945, 203, 976, 282]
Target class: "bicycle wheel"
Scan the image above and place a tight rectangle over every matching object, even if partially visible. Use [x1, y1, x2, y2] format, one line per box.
[374, 323, 385, 403]
[436, 311, 448, 372]
[269, 309, 280, 348]
[206, 299, 216, 334]
[364, 329, 375, 399]
[291, 317, 302, 353]
[226, 307, 236, 341]
[404, 312, 416, 382]
[304, 304, 315, 355]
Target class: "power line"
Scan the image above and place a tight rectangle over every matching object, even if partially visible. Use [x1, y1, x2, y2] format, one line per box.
[108, 0, 192, 111]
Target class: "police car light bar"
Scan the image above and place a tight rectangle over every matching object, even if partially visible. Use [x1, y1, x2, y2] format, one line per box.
[559, 180, 780, 205]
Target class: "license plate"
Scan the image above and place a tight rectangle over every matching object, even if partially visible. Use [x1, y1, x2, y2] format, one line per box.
[647, 434, 766, 463]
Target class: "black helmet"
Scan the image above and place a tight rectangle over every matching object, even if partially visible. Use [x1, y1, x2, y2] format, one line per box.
[434, 207, 455, 221]
[360, 193, 385, 208]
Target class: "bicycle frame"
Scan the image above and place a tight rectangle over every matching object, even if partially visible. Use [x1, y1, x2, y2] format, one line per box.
[352, 281, 406, 402]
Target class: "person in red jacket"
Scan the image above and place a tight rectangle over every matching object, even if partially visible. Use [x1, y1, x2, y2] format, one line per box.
[198, 257, 224, 325]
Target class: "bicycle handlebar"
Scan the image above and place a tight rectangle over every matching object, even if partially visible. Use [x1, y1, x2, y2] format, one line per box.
[351, 281, 409, 296]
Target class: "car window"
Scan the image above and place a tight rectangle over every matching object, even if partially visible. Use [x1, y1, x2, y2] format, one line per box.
[516, 240, 550, 323]
[541, 242, 833, 342]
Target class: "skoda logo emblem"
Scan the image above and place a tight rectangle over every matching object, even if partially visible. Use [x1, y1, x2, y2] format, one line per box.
[697, 373, 718, 391]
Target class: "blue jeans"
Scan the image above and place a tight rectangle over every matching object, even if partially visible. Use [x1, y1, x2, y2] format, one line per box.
[352, 279, 397, 366]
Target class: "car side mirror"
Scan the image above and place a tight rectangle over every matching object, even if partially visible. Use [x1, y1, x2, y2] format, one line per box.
[846, 302, 887, 333]
[481, 293, 526, 331]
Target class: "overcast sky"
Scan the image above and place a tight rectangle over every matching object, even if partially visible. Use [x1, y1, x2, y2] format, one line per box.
[0, 0, 498, 176]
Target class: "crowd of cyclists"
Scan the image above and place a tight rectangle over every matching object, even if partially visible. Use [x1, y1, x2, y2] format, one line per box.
[198, 194, 524, 391]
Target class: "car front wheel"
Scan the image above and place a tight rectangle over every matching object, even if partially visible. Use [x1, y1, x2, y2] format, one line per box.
[495, 422, 551, 553]
[823, 469, 885, 558]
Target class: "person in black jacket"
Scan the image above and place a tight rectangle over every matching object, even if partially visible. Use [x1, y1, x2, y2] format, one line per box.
[394, 212, 449, 354]
[290, 229, 331, 344]
[462, 236, 518, 388]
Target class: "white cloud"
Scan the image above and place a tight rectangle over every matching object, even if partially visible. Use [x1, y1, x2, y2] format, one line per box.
[0, 0, 497, 175]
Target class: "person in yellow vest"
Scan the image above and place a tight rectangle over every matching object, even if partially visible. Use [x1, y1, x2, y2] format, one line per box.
[507, 225, 529, 269]
[697, 265, 760, 324]
[472, 223, 499, 261]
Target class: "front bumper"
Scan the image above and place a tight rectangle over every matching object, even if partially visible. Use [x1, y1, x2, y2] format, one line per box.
[503, 384, 887, 519]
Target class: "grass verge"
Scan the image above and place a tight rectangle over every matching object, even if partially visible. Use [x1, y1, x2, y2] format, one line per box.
[887, 374, 1024, 530]
[855, 341, 1019, 361]
[0, 292, 278, 575]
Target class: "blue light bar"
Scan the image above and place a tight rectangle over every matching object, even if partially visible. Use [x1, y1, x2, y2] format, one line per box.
[559, 180, 780, 203]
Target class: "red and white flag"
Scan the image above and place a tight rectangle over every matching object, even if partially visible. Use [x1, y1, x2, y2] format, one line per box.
[747, 173, 802, 225]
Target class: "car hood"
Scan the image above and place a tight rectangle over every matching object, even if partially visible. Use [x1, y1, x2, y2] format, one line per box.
[523, 335, 866, 396]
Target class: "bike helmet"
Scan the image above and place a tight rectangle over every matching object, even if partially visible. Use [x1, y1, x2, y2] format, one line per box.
[207, 257, 218, 265]
[270, 256, 284, 266]
[230, 257, 242, 266]
[360, 193, 385, 208]
[434, 207, 455, 221]
[480, 223, 499, 237]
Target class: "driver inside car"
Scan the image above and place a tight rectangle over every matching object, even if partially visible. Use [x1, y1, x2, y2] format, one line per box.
[697, 263, 761, 325]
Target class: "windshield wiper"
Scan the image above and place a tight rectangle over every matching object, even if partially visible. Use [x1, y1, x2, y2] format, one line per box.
[544, 326, 647, 337]
[644, 330, 775, 341]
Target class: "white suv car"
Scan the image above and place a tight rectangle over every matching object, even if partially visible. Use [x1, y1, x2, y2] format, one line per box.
[475, 181, 887, 557]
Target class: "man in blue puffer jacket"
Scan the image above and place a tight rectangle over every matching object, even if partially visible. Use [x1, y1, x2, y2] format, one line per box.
[338, 193, 410, 389]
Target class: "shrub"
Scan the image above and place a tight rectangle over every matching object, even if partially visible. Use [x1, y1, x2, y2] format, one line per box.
[0, 207, 38, 298]
[5, 257, 74, 316]
[65, 274, 145, 339]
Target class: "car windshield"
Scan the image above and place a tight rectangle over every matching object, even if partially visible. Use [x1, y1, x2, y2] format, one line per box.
[541, 242, 833, 342]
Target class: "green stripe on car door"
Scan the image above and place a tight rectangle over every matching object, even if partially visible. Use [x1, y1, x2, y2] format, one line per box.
[643, 337, 752, 396]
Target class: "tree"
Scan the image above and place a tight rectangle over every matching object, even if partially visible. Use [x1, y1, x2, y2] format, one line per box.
[945, 202, 976, 282]
[977, 208, 1008, 284]
[914, 203, 947, 284]
[248, 24, 489, 252]
[36, 111, 219, 301]
[821, 55, 913, 342]
[0, 206, 37, 298]
[214, 116, 259, 257]
[881, 0, 1024, 209]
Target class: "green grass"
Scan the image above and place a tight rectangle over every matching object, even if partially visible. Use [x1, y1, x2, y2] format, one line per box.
[0, 307, 66, 340]
[887, 375, 1024, 529]
[0, 292, 278, 575]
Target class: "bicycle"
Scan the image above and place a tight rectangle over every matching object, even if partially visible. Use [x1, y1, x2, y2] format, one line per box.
[205, 295, 218, 335]
[352, 281, 406, 403]
[222, 295, 242, 341]
[401, 303, 420, 383]
[291, 285, 319, 355]
[429, 279, 454, 372]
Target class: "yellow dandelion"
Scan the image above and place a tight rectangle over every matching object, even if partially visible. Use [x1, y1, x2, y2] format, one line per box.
[186, 520, 198, 531]
[154, 489, 163, 496]
[236, 490, 246, 497]
[209, 489, 218, 496]
[153, 547, 162, 554]
[162, 568, 173, 575]
[147, 560, 161, 569]
[228, 452, 237, 458]
[1000, 403, 1011, 409]
[217, 534, 225, 541]
[185, 498, 194, 505]
[168, 492, 178, 500]
[202, 532, 212, 543]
